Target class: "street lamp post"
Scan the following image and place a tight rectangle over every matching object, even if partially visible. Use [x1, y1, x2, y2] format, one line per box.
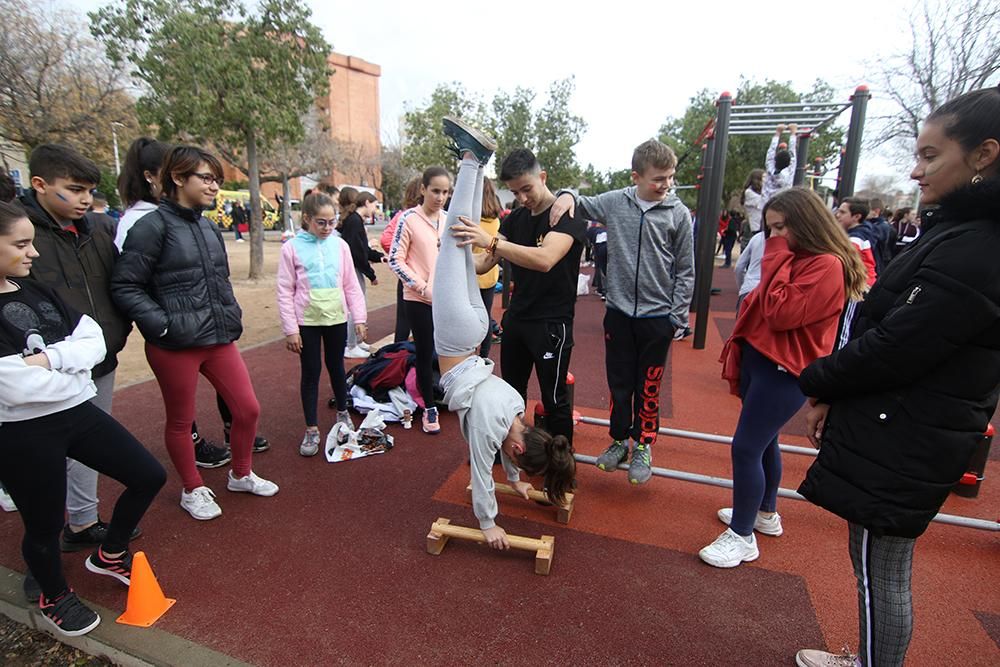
[111, 122, 124, 175]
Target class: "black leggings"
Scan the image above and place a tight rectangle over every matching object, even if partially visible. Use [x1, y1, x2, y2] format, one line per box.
[190, 393, 234, 440]
[300, 323, 349, 423]
[403, 299, 436, 409]
[394, 279, 411, 343]
[479, 287, 496, 358]
[0, 402, 166, 600]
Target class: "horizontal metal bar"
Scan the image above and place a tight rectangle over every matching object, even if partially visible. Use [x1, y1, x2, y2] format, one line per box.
[578, 416, 817, 456]
[730, 108, 848, 119]
[733, 101, 849, 110]
[729, 130, 800, 136]
[573, 453, 1000, 532]
[730, 114, 838, 123]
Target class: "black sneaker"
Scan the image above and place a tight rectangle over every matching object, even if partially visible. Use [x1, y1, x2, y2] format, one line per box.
[60, 520, 143, 553]
[194, 436, 231, 468]
[39, 590, 100, 637]
[85, 548, 132, 585]
[23, 571, 40, 603]
[442, 116, 497, 165]
[223, 424, 271, 453]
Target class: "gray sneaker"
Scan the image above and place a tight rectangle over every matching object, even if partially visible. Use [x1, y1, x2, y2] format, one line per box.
[629, 443, 652, 485]
[336, 410, 354, 430]
[595, 440, 629, 472]
[300, 429, 321, 457]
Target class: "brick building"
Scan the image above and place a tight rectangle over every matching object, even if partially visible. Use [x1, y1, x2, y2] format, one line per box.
[223, 51, 382, 204]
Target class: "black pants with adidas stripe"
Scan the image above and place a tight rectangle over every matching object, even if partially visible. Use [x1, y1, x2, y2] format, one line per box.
[500, 315, 575, 444]
[849, 522, 916, 667]
[604, 307, 675, 447]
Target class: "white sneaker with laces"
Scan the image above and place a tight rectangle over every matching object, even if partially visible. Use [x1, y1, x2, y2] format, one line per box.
[227, 470, 279, 496]
[344, 345, 370, 359]
[358, 341, 371, 351]
[181, 486, 222, 520]
[0, 486, 17, 512]
[795, 648, 860, 667]
[717, 507, 783, 536]
[698, 528, 759, 568]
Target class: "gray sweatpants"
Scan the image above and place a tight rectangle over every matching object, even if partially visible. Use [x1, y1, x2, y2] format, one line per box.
[66, 370, 115, 526]
[433, 156, 489, 357]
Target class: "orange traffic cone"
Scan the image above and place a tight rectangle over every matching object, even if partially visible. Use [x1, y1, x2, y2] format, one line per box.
[116, 551, 176, 627]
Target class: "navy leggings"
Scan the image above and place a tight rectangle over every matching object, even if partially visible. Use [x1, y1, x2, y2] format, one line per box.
[729, 343, 806, 536]
[300, 324, 349, 423]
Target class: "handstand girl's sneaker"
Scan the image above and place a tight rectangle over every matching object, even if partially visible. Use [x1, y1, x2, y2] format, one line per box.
[39, 590, 100, 637]
[442, 116, 497, 165]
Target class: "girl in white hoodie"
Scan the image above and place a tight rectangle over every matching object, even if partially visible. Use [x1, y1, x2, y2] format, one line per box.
[433, 117, 575, 550]
[0, 200, 165, 637]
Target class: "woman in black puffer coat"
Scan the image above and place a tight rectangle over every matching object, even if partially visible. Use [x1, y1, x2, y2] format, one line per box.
[793, 87, 1000, 667]
[112, 146, 278, 522]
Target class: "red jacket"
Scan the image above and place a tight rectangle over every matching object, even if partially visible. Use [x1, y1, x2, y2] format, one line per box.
[721, 236, 846, 394]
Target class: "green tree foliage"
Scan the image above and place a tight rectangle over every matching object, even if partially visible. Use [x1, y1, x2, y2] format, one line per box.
[659, 78, 845, 208]
[401, 83, 485, 174]
[579, 164, 631, 196]
[401, 77, 586, 190]
[91, 0, 331, 278]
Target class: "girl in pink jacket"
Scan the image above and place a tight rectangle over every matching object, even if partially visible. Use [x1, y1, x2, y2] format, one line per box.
[388, 166, 451, 434]
[277, 192, 367, 457]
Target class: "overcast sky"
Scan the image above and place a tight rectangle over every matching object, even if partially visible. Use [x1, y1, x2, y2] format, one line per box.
[79, 0, 922, 185]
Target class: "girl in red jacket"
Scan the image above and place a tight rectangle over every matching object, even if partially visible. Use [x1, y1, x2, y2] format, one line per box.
[701, 187, 867, 568]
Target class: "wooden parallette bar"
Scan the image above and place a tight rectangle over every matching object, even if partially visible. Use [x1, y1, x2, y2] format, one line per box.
[465, 483, 575, 524]
[426, 517, 555, 575]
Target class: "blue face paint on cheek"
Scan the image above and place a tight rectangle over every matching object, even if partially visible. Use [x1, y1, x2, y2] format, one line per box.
[55, 192, 69, 202]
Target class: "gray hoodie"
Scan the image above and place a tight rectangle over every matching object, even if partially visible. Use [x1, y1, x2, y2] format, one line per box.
[576, 187, 694, 326]
[442, 357, 525, 530]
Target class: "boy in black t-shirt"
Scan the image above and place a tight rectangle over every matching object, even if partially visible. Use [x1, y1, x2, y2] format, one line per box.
[454, 149, 585, 444]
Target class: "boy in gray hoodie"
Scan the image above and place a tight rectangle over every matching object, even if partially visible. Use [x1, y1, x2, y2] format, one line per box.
[434, 117, 575, 551]
[550, 140, 695, 485]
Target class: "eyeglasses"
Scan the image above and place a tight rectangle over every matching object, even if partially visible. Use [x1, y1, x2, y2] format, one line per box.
[312, 219, 336, 228]
[191, 172, 224, 186]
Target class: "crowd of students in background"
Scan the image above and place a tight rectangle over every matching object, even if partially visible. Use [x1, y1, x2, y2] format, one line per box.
[0, 85, 997, 667]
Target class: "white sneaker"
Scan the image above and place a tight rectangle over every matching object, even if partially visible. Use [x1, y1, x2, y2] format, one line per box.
[227, 470, 279, 496]
[300, 429, 321, 457]
[795, 648, 860, 667]
[0, 486, 17, 512]
[344, 345, 370, 359]
[699, 528, 759, 568]
[181, 486, 222, 520]
[358, 341, 371, 351]
[717, 507, 783, 536]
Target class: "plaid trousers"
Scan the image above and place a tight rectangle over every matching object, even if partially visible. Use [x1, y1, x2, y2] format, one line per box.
[849, 522, 916, 667]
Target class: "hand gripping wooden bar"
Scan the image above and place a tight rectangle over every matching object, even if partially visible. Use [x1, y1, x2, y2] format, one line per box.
[426, 517, 555, 575]
[465, 483, 575, 524]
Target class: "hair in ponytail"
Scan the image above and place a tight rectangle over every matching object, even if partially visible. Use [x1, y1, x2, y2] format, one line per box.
[518, 428, 576, 506]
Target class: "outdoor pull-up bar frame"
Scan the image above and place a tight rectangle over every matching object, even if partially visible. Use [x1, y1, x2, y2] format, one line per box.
[690, 85, 871, 351]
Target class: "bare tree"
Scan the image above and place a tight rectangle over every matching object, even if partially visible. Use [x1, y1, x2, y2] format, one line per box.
[0, 0, 137, 166]
[873, 0, 1000, 151]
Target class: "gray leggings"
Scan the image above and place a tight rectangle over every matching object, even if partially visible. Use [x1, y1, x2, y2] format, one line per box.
[433, 156, 489, 357]
[849, 522, 915, 667]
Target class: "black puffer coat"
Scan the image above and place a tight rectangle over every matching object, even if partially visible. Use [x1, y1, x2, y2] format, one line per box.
[798, 178, 1000, 538]
[111, 200, 243, 350]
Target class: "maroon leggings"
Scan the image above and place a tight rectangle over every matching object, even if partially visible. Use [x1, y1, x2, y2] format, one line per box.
[145, 342, 260, 491]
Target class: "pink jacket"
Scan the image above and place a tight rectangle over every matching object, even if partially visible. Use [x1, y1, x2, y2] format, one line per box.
[388, 207, 442, 304]
[277, 232, 367, 336]
[380, 210, 404, 253]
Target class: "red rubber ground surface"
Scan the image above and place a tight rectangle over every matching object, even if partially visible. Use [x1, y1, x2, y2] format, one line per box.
[1, 270, 997, 665]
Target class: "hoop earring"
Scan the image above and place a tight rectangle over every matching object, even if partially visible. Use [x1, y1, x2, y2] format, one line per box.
[971, 172, 983, 185]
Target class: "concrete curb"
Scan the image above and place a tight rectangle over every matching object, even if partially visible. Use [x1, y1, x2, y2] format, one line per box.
[0, 565, 251, 667]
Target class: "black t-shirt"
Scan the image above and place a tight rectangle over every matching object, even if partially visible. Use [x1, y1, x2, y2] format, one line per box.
[0, 279, 80, 358]
[499, 205, 586, 322]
